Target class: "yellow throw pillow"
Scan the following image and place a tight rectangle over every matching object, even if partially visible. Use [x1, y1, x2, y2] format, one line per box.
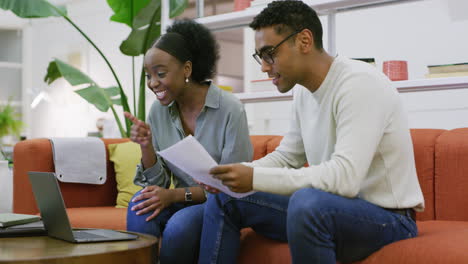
[108, 142, 143, 208]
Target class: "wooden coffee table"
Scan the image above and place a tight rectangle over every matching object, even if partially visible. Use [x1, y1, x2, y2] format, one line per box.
[0, 232, 158, 263]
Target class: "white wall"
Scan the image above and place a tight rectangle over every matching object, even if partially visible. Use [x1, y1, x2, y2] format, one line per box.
[25, 0, 144, 138]
[245, 0, 468, 135]
[3, 0, 468, 138]
[216, 38, 244, 93]
[334, 0, 468, 129]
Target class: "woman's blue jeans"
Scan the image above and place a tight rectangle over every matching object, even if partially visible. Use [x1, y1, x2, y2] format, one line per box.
[127, 190, 204, 264]
[199, 188, 417, 264]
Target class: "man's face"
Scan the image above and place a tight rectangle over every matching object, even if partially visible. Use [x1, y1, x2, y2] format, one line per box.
[254, 26, 299, 93]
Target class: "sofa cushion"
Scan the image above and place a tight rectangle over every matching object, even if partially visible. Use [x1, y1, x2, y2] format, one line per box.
[108, 141, 143, 208]
[67, 207, 127, 230]
[250, 135, 280, 161]
[435, 128, 468, 221]
[410, 129, 446, 221]
[239, 221, 468, 264]
[266, 136, 283, 154]
[359, 221, 468, 263]
[238, 228, 290, 264]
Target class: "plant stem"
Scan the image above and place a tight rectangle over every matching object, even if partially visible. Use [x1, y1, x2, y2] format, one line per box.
[132, 57, 136, 115]
[138, 65, 146, 121]
[110, 105, 127, 139]
[131, 0, 136, 116]
[0, 145, 6, 160]
[52, 5, 131, 137]
[136, 3, 161, 122]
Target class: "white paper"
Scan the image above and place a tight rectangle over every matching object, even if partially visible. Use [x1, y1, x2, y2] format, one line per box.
[157, 135, 255, 198]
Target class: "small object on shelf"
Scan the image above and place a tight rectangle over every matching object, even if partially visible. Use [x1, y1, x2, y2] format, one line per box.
[0, 213, 41, 228]
[353, 58, 376, 66]
[425, 72, 468, 78]
[383, 60, 408, 81]
[427, 62, 468, 74]
[218, 85, 233, 92]
[234, 0, 253, 11]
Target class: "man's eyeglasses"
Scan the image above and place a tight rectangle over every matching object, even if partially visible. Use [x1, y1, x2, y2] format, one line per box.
[252, 30, 302, 65]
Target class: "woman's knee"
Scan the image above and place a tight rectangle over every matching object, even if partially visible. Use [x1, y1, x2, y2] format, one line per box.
[164, 204, 204, 240]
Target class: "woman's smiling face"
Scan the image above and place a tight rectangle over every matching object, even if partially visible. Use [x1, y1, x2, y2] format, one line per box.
[144, 47, 187, 106]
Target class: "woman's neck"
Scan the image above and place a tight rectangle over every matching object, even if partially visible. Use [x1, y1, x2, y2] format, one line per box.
[177, 82, 210, 114]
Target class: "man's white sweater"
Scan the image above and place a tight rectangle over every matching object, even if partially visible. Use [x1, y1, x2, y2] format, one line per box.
[249, 56, 424, 211]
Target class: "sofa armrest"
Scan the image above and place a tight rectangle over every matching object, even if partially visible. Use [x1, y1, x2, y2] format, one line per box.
[13, 138, 129, 214]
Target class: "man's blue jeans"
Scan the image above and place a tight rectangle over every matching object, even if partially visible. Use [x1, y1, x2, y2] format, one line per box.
[199, 188, 417, 264]
[127, 190, 204, 263]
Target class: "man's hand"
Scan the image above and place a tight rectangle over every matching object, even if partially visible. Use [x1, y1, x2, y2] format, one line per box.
[210, 164, 254, 193]
[124, 112, 152, 148]
[131, 185, 174, 221]
[196, 180, 221, 194]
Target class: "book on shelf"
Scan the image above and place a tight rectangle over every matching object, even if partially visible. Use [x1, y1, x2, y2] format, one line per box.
[427, 63, 468, 74]
[0, 213, 41, 228]
[425, 72, 468, 78]
[352, 58, 376, 66]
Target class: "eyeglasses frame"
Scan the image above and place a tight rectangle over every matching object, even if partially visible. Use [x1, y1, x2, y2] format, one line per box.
[252, 29, 302, 65]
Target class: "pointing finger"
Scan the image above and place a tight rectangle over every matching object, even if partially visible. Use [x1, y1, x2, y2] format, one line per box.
[124, 112, 141, 125]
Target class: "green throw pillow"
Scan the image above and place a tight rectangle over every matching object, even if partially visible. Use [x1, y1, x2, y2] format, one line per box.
[108, 142, 143, 208]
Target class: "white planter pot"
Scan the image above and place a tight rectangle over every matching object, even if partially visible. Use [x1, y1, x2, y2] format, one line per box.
[0, 160, 12, 213]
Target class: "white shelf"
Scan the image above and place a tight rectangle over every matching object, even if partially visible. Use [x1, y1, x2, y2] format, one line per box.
[0, 62, 22, 69]
[0, 101, 22, 107]
[235, 90, 293, 103]
[195, 0, 419, 31]
[0, 61, 23, 69]
[395, 77, 468, 93]
[235, 77, 468, 103]
[310, 0, 422, 13]
[195, 6, 264, 31]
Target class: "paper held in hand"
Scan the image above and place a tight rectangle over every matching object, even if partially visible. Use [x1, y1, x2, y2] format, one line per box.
[158, 135, 256, 198]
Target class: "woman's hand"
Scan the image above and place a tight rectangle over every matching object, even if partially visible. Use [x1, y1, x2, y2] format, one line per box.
[124, 112, 152, 148]
[130, 185, 174, 221]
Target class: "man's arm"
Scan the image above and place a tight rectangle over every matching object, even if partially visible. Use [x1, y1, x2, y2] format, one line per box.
[252, 74, 391, 197]
[246, 102, 307, 169]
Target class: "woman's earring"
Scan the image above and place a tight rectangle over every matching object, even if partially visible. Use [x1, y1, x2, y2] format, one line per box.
[185, 78, 189, 83]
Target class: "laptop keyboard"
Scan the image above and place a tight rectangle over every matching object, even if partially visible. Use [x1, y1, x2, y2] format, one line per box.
[73, 230, 108, 240]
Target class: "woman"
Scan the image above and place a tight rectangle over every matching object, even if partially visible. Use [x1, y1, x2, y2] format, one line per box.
[125, 19, 252, 263]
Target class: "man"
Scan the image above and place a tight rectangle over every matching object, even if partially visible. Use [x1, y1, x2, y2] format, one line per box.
[199, 1, 424, 263]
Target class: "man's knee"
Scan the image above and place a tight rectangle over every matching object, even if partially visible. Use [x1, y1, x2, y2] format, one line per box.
[288, 188, 331, 218]
[205, 192, 232, 211]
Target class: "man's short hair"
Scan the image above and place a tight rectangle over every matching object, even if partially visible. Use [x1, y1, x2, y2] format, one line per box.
[249, 0, 323, 50]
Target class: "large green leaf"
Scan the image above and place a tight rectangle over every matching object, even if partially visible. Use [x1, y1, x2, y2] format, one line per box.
[104, 86, 123, 106]
[0, 0, 66, 18]
[120, 22, 161, 56]
[44, 59, 120, 112]
[75, 85, 120, 112]
[107, 0, 151, 27]
[119, 0, 188, 56]
[44, 59, 94, 86]
[169, 0, 188, 18]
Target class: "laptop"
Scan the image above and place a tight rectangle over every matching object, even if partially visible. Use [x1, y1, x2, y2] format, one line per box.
[28, 171, 138, 243]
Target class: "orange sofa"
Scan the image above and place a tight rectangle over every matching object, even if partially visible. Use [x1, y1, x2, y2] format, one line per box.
[13, 129, 468, 263]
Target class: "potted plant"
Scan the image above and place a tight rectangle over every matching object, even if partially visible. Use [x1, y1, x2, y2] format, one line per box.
[0, 100, 23, 164]
[0, 0, 187, 138]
